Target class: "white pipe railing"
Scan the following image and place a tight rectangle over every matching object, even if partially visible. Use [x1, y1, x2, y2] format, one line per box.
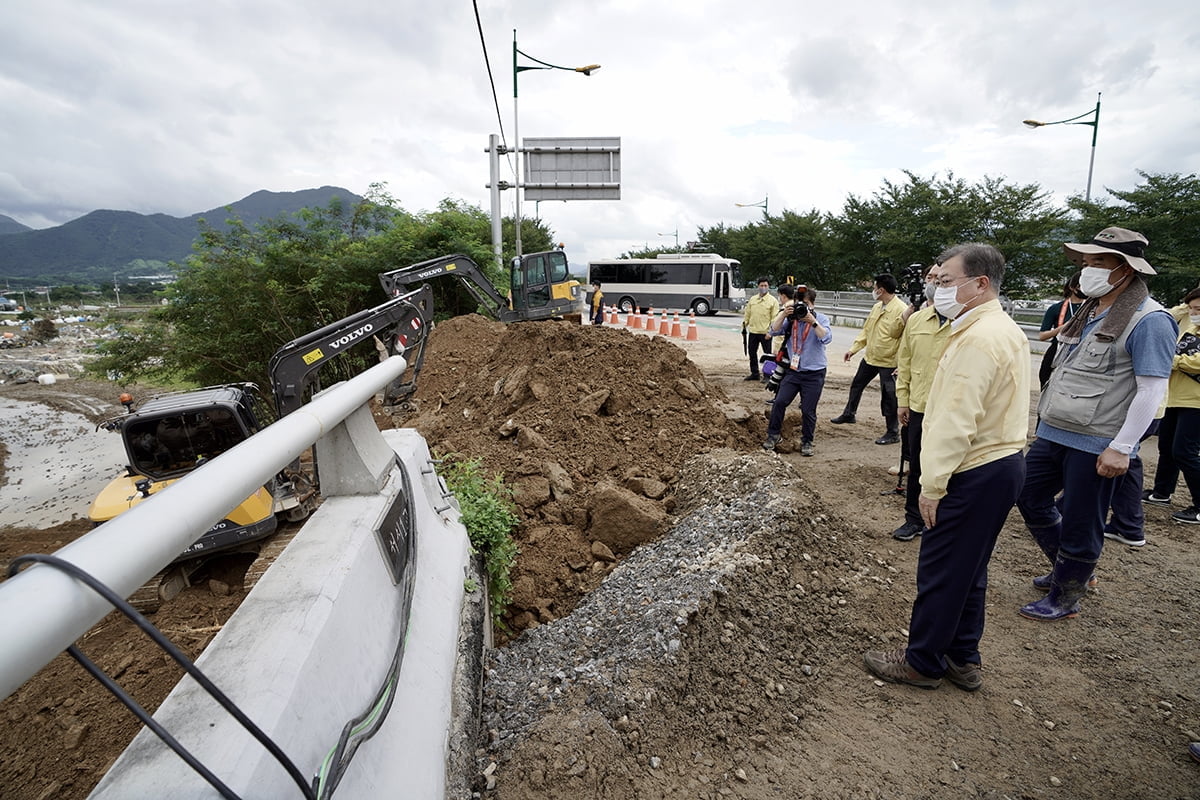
[0, 356, 409, 701]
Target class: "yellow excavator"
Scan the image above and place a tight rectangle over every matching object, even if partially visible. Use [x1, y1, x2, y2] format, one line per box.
[379, 249, 585, 321]
[87, 286, 433, 608]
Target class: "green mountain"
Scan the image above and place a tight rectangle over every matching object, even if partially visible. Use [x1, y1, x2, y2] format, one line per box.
[0, 186, 363, 282]
[0, 215, 32, 236]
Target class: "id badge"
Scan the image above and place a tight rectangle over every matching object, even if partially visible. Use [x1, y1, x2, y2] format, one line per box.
[790, 353, 800, 369]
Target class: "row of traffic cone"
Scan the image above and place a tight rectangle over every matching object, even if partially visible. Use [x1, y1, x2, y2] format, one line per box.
[599, 306, 699, 340]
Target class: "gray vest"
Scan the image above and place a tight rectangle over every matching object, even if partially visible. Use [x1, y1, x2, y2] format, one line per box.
[1038, 300, 1165, 438]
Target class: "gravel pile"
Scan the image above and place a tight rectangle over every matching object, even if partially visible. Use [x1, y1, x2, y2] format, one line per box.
[479, 449, 801, 761]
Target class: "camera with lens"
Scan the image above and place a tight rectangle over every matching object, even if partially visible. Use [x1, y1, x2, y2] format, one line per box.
[762, 355, 787, 394]
[902, 263, 927, 308]
[789, 285, 812, 321]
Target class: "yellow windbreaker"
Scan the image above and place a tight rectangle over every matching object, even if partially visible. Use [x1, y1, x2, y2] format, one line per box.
[896, 306, 952, 414]
[919, 299, 1030, 500]
[849, 295, 907, 367]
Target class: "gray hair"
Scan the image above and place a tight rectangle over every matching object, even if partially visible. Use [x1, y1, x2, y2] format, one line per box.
[938, 243, 1006, 289]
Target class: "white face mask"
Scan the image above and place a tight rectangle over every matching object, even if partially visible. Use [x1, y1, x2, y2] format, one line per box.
[1189, 314, 1200, 327]
[924, 281, 937, 301]
[933, 285, 965, 318]
[758, 287, 769, 295]
[1079, 266, 1119, 298]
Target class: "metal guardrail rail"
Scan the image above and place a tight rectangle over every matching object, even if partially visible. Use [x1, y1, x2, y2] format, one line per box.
[0, 356, 411, 701]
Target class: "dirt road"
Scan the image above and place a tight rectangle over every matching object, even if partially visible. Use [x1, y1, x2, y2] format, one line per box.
[2, 316, 1198, 800]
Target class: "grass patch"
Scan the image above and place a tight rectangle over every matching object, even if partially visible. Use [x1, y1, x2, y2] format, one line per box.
[440, 455, 520, 624]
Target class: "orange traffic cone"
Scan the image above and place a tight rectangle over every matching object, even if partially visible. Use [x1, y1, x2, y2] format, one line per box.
[658, 309, 670, 335]
[686, 311, 699, 340]
[608, 306, 618, 324]
[645, 307, 654, 330]
[625, 306, 637, 328]
[630, 307, 642, 329]
[670, 312, 682, 337]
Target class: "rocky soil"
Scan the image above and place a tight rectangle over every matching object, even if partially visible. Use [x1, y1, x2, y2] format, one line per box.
[1, 314, 1199, 799]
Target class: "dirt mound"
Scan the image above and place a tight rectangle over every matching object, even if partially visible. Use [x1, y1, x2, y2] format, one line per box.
[393, 315, 756, 633]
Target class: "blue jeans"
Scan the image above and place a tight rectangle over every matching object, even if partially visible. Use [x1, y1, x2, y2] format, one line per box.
[906, 453, 1024, 676]
[1103, 419, 1159, 539]
[1017, 438, 1115, 564]
[1152, 407, 1200, 508]
[767, 368, 826, 444]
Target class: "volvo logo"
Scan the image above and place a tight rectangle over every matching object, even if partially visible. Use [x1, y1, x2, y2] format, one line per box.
[329, 323, 374, 350]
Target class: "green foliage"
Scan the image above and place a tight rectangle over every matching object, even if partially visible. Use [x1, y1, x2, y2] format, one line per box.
[440, 456, 520, 623]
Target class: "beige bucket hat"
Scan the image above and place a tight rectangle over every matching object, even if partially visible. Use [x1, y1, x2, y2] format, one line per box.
[1063, 227, 1154, 274]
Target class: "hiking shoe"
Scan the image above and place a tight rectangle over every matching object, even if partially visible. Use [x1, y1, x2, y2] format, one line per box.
[1171, 507, 1200, 524]
[891, 521, 923, 542]
[1103, 530, 1146, 547]
[874, 431, 901, 445]
[830, 414, 856, 424]
[944, 658, 982, 692]
[863, 648, 942, 690]
[744, 374, 761, 381]
[1142, 490, 1171, 505]
[801, 442, 815, 457]
[762, 435, 781, 452]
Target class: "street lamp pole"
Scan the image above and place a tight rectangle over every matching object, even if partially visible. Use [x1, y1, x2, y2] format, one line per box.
[1023, 92, 1102, 203]
[735, 195, 769, 217]
[658, 229, 679, 248]
[512, 30, 600, 259]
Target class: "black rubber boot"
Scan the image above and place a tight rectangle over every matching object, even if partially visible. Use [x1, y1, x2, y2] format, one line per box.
[1019, 555, 1096, 621]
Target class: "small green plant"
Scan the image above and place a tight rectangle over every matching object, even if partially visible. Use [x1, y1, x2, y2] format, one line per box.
[440, 455, 520, 624]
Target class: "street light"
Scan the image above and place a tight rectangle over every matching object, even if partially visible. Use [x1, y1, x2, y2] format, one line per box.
[735, 195, 769, 217]
[1023, 92, 1101, 203]
[658, 229, 679, 248]
[512, 29, 600, 258]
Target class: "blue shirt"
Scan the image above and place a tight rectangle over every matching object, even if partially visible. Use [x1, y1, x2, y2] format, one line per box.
[769, 310, 833, 372]
[1036, 299, 1178, 455]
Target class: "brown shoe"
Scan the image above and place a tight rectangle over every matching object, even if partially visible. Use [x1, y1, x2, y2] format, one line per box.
[863, 648, 942, 689]
[944, 657, 982, 692]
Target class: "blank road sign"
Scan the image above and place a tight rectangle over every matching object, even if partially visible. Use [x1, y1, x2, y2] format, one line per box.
[523, 136, 621, 200]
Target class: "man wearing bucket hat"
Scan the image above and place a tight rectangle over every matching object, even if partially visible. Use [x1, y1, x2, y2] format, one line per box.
[1015, 227, 1178, 621]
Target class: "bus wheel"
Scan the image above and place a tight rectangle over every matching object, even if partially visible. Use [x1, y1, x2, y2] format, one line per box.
[619, 297, 637, 314]
[691, 298, 712, 316]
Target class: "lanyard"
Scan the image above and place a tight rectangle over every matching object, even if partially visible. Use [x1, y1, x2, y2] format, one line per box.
[789, 321, 812, 355]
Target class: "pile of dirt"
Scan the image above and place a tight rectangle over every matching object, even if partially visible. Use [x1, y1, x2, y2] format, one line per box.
[392, 315, 756, 633]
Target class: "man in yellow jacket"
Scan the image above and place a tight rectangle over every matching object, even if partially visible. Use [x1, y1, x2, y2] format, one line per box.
[864, 243, 1029, 691]
[831, 273, 907, 443]
[890, 265, 952, 541]
[741, 276, 780, 381]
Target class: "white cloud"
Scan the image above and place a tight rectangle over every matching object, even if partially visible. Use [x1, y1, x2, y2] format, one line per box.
[1, 0, 1198, 267]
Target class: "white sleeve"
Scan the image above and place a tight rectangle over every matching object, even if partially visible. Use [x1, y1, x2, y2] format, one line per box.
[1109, 374, 1168, 453]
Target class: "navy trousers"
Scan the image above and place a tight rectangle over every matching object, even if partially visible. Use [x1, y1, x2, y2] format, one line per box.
[767, 368, 826, 444]
[1152, 407, 1200, 508]
[902, 411, 926, 528]
[748, 333, 772, 378]
[1017, 438, 1115, 564]
[906, 453, 1024, 677]
[842, 360, 898, 430]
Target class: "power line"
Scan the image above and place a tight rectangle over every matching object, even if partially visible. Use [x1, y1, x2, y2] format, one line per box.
[471, 1, 515, 178]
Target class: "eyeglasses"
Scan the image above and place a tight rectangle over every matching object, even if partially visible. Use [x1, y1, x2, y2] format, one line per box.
[931, 274, 976, 289]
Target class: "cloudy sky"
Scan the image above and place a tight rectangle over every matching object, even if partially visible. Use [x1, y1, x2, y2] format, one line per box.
[3, 0, 1198, 268]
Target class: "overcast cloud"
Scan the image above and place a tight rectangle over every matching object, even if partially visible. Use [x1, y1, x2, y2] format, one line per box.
[2, 0, 1198, 268]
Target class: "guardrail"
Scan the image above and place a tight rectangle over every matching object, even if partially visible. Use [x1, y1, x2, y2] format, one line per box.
[0, 356, 416, 700]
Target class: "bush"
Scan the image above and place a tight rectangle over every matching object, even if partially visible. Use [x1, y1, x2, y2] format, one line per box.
[31, 319, 59, 342]
[440, 456, 520, 624]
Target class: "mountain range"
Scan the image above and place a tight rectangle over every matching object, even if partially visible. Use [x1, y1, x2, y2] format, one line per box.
[0, 186, 363, 283]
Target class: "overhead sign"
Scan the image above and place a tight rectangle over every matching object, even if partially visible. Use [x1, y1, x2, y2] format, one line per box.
[523, 136, 621, 201]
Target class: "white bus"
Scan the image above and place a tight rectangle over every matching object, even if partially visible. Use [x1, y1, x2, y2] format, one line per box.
[586, 253, 746, 315]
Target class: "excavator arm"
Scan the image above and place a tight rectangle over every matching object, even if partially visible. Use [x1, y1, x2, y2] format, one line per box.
[268, 285, 434, 416]
[379, 253, 513, 321]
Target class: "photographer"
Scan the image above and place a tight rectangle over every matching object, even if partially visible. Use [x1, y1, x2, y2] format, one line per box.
[762, 285, 833, 456]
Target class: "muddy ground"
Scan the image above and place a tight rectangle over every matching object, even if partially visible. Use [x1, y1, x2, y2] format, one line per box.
[1, 315, 1198, 799]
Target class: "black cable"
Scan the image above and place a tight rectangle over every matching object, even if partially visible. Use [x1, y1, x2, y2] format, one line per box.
[312, 462, 418, 798]
[7, 553, 316, 800]
[472, 0, 510, 158]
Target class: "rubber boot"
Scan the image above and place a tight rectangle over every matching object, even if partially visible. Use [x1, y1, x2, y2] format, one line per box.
[1019, 555, 1096, 621]
[1032, 571, 1097, 592]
